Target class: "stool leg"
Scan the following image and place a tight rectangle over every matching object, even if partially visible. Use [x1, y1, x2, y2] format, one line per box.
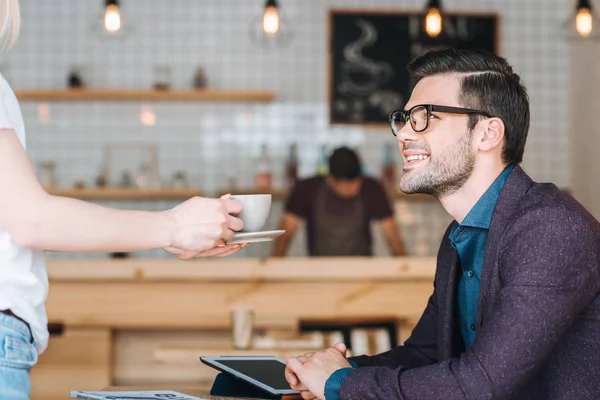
[342, 328, 352, 351]
[387, 322, 398, 348]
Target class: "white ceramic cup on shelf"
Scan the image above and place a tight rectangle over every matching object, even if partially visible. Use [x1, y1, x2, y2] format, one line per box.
[229, 194, 271, 232]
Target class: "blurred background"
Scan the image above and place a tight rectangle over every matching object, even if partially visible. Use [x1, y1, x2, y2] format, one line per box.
[5, 0, 595, 260]
[7, 0, 600, 397]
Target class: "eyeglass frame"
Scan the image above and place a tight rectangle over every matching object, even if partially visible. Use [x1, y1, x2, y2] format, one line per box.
[388, 104, 493, 136]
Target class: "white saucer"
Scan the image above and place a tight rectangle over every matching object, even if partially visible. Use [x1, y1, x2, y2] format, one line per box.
[228, 230, 285, 245]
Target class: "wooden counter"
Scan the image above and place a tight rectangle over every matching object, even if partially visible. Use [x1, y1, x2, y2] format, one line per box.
[33, 257, 435, 399]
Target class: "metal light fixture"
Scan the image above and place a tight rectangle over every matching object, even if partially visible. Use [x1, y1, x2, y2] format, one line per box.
[263, 0, 279, 35]
[565, 0, 600, 39]
[104, 0, 122, 35]
[94, 0, 129, 40]
[425, 0, 443, 38]
[249, 0, 293, 48]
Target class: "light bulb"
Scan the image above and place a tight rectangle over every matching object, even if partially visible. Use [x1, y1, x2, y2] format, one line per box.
[425, 7, 442, 37]
[104, 3, 121, 34]
[140, 107, 156, 126]
[249, 0, 292, 48]
[37, 103, 50, 124]
[263, 5, 279, 34]
[576, 8, 593, 37]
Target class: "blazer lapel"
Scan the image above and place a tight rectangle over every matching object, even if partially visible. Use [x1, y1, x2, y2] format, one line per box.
[438, 235, 461, 360]
[477, 165, 533, 327]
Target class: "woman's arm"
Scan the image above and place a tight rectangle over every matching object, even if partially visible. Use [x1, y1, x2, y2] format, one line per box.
[0, 128, 242, 253]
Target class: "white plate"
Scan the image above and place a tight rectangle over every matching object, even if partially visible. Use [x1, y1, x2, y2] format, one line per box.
[228, 230, 285, 245]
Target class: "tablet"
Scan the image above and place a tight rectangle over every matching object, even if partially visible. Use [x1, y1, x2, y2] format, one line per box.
[200, 356, 299, 396]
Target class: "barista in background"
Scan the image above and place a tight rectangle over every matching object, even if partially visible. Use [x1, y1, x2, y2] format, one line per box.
[272, 147, 406, 257]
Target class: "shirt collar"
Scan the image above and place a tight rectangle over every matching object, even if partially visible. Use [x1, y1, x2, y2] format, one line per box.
[460, 164, 516, 229]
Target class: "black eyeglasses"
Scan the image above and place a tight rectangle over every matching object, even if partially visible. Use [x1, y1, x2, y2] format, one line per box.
[389, 104, 492, 136]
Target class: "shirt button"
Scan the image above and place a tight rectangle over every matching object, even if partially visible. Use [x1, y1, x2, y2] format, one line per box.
[470, 324, 477, 331]
[467, 270, 474, 277]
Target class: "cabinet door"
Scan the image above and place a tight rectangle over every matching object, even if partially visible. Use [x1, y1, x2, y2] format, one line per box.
[30, 327, 112, 400]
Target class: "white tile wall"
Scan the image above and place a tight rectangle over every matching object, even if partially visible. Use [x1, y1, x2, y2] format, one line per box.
[1, 0, 572, 258]
[570, 40, 600, 221]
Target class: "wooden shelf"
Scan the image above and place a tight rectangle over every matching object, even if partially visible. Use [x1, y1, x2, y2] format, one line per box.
[48, 187, 204, 200]
[219, 187, 435, 202]
[14, 89, 276, 102]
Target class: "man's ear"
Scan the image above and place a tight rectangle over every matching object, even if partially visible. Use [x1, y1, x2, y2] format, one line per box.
[478, 117, 505, 152]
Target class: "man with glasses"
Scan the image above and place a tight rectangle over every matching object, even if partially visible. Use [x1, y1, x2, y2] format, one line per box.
[284, 48, 600, 399]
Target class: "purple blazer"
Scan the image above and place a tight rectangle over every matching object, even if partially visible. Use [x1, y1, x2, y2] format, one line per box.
[344, 166, 600, 400]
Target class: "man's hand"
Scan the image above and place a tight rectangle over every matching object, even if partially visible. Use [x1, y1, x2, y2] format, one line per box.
[285, 343, 351, 400]
[163, 194, 246, 259]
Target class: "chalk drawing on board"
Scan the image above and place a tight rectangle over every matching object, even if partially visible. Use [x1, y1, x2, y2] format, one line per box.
[335, 18, 403, 122]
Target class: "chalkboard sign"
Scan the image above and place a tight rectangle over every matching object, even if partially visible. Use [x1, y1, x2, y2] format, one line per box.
[328, 10, 500, 126]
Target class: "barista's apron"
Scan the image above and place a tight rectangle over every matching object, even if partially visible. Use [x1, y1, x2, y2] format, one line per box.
[312, 183, 371, 256]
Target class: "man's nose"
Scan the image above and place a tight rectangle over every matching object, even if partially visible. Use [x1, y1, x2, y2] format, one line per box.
[396, 122, 421, 145]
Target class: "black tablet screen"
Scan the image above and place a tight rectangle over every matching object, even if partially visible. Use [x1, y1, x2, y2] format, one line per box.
[218, 359, 290, 390]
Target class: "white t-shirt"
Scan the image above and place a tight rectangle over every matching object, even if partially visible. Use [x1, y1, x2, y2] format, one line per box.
[0, 72, 49, 354]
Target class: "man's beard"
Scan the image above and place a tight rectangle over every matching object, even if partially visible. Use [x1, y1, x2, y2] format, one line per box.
[399, 130, 475, 198]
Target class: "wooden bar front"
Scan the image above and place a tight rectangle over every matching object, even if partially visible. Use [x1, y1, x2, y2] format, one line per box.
[32, 257, 435, 400]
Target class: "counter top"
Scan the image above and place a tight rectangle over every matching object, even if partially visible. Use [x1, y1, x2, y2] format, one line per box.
[218, 188, 436, 202]
[46, 257, 436, 282]
[44, 256, 434, 330]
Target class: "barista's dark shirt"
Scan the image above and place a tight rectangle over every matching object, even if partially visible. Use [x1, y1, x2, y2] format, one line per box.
[285, 176, 394, 255]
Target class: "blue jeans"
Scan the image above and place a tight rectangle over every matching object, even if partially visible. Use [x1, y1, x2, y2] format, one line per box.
[0, 312, 38, 400]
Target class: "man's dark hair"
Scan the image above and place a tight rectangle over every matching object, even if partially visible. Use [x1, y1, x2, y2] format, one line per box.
[329, 147, 362, 180]
[408, 48, 530, 164]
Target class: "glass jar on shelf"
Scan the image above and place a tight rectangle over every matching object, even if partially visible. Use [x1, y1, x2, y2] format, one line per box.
[39, 161, 56, 189]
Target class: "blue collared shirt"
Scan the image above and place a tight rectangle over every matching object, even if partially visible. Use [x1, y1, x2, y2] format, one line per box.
[449, 164, 514, 348]
[324, 360, 358, 400]
[323, 165, 515, 399]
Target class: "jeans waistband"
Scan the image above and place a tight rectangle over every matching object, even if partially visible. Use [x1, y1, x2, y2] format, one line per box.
[0, 311, 32, 342]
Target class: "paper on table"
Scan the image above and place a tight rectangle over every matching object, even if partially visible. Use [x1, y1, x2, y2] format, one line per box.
[70, 390, 208, 400]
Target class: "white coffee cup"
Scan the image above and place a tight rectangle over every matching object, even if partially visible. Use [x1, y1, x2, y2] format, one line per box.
[230, 194, 271, 232]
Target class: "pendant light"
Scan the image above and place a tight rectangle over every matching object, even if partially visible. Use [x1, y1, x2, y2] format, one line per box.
[263, 0, 280, 35]
[249, 0, 293, 48]
[425, 0, 443, 38]
[94, 0, 128, 40]
[565, 0, 600, 39]
[104, 0, 122, 35]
